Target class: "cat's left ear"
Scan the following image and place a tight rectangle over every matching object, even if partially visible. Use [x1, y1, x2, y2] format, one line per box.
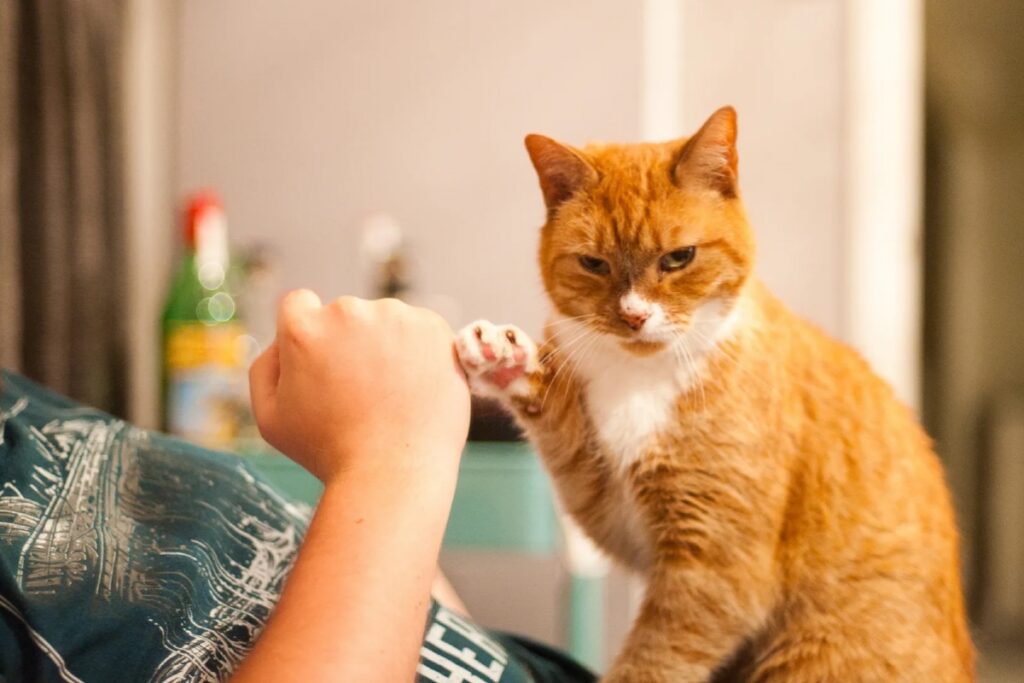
[524, 134, 598, 211]
[672, 106, 739, 198]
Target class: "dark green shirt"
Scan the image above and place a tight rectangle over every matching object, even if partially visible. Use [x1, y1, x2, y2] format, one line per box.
[0, 371, 593, 682]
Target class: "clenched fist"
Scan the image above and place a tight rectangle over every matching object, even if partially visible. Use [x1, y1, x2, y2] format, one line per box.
[248, 291, 470, 484]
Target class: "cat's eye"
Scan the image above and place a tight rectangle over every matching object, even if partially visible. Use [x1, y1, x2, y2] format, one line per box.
[578, 255, 610, 275]
[659, 247, 696, 273]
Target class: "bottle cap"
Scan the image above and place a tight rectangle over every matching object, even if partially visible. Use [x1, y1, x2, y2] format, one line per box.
[183, 190, 223, 248]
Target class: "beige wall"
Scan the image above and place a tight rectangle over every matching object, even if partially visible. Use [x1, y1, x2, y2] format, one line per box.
[176, 1, 856, 341]
[681, 0, 846, 337]
[176, 0, 643, 338]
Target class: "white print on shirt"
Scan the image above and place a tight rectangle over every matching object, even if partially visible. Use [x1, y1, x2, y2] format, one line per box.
[417, 605, 509, 682]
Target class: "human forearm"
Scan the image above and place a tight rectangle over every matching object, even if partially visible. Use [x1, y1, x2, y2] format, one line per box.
[239, 293, 470, 681]
[232, 457, 460, 683]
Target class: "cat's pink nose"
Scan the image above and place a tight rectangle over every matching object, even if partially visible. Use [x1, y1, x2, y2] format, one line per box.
[619, 309, 650, 331]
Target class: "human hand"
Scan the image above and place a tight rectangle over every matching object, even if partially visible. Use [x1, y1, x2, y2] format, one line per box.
[248, 290, 470, 485]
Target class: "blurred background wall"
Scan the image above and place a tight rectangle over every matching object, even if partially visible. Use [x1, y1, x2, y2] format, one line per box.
[166, 0, 924, 414]
[175, 0, 641, 339]
[171, 0, 855, 348]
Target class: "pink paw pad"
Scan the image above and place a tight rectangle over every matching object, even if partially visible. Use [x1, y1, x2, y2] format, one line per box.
[456, 321, 538, 398]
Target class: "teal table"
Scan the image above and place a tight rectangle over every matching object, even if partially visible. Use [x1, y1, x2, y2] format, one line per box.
[245, 441, 606, 670]
[243, 442, 558, 548]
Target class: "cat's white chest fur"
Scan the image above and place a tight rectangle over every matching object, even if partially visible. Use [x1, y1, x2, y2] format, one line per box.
[553, 299, 739, 471]
[576, 341, 684, 470]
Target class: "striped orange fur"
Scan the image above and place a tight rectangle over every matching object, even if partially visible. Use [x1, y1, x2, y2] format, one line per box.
[460, 106, 974, 682]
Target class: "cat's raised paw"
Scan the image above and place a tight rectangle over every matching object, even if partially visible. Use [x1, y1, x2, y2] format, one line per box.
[455, 320, 539, 401]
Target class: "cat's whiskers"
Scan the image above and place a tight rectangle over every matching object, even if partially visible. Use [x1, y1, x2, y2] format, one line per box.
[686, 327, 753, 381]
[542, 333, 594, 411]
[554, 332, 602, 408]
[547, 320, 598, 360]
[686, 334, 711, 414]
[687, 327, 777, 395]
[542, 323, 594, 386]
[544, 313, 600, 331]
[544, 315, 598, 325]
[686, 326, 750, 372]
[668, 334, 691, 403]
[542, 326, 601, 411]
[672, 330, 708, 414]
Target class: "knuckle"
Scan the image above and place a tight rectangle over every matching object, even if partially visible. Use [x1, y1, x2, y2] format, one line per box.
[325, 303, 345, 321]
[329, 297, 370, 326]
[278, 291, 318, 336]
[354, 297, 375, 318]
[330, 295, 358, 314]
[280, 288, 313, 312]
[282, 318, 312, 345]
[377, 297, 407, 318]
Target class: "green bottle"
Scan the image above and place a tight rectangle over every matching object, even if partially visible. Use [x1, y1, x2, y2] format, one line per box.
[161, 191, 248, 449]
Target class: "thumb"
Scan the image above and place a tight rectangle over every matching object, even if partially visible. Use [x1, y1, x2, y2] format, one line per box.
[249, 342, 281, 437]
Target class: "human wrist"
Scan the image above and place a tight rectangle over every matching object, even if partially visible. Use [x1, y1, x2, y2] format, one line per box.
[315, 449, 462, 548]
[319, 442, 464, 496]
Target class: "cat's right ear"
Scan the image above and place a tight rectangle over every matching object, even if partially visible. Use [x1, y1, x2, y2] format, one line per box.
[524, 135, 597, 211]
[673, 106, 739, 198]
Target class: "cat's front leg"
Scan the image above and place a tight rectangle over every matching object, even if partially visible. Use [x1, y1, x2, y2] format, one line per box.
[600, 592, 732, 683]
[456, 319, 601, 491]
[601, 562, 768, 683]
[456, 321, 634, 564]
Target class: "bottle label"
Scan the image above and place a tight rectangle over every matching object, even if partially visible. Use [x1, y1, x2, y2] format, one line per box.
[165, 322, 248, 450]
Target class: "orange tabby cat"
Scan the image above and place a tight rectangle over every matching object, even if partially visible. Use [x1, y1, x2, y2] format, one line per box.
[455, 107, 974, 682]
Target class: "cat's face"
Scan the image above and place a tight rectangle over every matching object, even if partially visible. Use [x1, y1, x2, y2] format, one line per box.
[527, 107, 755, 356]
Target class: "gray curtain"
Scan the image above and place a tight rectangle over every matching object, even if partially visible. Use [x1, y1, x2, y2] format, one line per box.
[0, 0, 128, 415]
